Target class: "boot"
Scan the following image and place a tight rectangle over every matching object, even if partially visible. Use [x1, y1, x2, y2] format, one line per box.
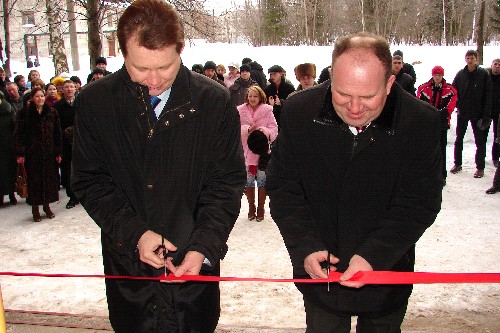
[256, 187, 267, 222]
[32, 205, 41, 222]
[9, 193, 17, 205]
[43, 203, 55, 219]
[245, 187, 256, 220]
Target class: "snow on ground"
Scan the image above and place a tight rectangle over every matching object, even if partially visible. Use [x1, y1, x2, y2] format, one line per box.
[1, 43, 499, 332]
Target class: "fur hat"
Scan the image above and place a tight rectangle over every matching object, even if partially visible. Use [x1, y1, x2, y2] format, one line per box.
[432, 66, 444, 76]
[203, 61, 217, 71]
[242, 57, 252, 65]
[92, 67, 105, 76]
[294, 63, 317, 80]
[191, 64, 203, 74]
[268, 65, 285, 74]
[240, 64, 251, 73]
[51, 76, 65, 86]
[95, 56, 107, 65]
[247, 130, 269, 155]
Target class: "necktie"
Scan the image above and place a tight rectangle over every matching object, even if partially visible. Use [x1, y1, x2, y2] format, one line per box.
[150, 96, 161, 122]
[355, 126, 366, 133]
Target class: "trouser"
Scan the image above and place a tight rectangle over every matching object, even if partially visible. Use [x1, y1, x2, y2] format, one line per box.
[304, 297, 407, 333]
[492, 113, 499, 162]
[440, 128, 448, 179]
[454, 116, 489, 169]
[493, 163, 500, 188]
[60, 153, 76, 200]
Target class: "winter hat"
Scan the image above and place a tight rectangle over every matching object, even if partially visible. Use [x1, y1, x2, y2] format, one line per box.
[268, 65, 285, 74]
[393, 50, 403, 57]
[95, 56, 107, 65]
[70, 76, 81, 85]
[92, 67, 105, 76]
[294, 63, 317, 80]
[242, 57, 252, 65]
[203, 61, 217, 71]
[228, 61, 239, 69]
[247, 130, 269, 155]
[240, 64, 251, 73]
[432, 66, 444, 76]
[191, 64, 203, 73]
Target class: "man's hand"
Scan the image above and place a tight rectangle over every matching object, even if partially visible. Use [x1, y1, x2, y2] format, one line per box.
[339, 254, 373, 288]
[304, 251, 339, 279]
[274, 96, 281, 106]
[137, 230, 177, 269]
[164, 250, 205, 282]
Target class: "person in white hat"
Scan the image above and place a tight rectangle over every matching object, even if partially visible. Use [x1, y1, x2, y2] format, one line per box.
[225, 61, 240, 88]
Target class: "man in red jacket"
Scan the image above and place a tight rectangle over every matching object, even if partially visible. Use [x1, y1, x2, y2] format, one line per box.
[417, 66, 457, 185]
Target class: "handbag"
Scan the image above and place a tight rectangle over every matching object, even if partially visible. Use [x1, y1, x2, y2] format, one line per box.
[15, 163, 28, 198]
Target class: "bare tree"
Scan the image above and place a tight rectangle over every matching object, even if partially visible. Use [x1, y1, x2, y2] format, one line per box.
[46, 0, 69, 75]
[1, 0, 18, 77]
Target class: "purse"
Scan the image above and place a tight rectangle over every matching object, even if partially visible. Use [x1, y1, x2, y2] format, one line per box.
[15, 163, 28, 199]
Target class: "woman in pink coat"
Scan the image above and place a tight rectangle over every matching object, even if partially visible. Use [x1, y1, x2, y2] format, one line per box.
[237, 85, 278, 221]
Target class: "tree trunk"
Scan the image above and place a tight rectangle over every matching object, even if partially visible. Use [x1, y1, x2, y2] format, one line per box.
[476, 0, 486, 64]
[2, 0, 11, 77]
[46, 0, 69, 76]
[87, 0, 103, 69]
[67, 0, 80, 71]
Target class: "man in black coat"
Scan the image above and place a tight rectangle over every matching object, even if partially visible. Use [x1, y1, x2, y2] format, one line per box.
[71, 0, 246, 331]
[53, 80, 78, 209]
[451, 49, 492, 178]
[242, 57, 267, 90]
[264, 65, 295, 128]
[488, 58, 500, 167]
[393, 49, 416, 85]
[267, 33, 442, 332]
[392, 55, 415, 96]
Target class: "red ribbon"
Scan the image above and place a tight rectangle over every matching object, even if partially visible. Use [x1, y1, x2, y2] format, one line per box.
[1, 271, 499, 284]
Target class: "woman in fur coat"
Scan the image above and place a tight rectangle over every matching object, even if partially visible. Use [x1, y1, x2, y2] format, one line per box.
[237, 85, 278, 221]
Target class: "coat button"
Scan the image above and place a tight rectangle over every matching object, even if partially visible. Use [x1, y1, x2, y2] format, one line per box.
[179, 113, 184, 119]
[190, 108, 195, 113]
[164, 120, 170, 126]
[147, 184, 153, 189]
[116, 242, 123, 249]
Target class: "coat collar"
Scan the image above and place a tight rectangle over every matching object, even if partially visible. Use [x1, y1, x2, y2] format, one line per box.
[315, 83, 400, 135]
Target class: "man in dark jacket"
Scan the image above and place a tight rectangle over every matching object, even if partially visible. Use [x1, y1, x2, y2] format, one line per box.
[392, 55, 415, 96]
[264, 65, 295, 128]
[451, 49, 492, 178]
[267, 33, 442, 332]
[71, 0, 246, 331]
[229, 63, 256, 108]
[242, 57, 267, 89]
[393, 50, 416, 85]
[488, 58, 500, 167]
[86, 56, 112, 83]
[53, 80, 78, 209]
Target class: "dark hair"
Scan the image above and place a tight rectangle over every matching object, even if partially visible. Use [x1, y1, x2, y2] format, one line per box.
[392, 55, 403, 61]
[95, 56, 107, 65]
[117, 0, 185, 57]
[14, 75, 25, 84]
[70, 76, 82, 84]
[45, 82, 57, 92]
[332, 32, 392, 81]
[465, 49, 478, 57]
[62, 80, 75, 87]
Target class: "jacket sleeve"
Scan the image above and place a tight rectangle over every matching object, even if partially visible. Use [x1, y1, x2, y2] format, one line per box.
[483, 71, 492, 118]
[51, 109, 62, 157]
[71, 95, 149, 260]
[356, 109, 443, 270]
[186, 98, 246, 265]
[266, 111, 326, 275]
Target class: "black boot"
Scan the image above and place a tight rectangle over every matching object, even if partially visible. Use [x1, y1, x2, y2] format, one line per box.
[32, 205, 41, 222]
[9, 193, 17, 205]
[43, 204, 55, 219]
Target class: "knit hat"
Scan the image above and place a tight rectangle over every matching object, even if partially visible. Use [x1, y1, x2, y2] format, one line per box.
[294, 63, 317, 80]
[393, 50, 403, 57]
[268, 65, 285, 74]
[247, 130, 269, 155]
[242, 57, 252, 65]
[203, 61, 217, 71]
[95, 56, 107, 65]
[240, 64, 251, 73]
[92, 67, 105, 76]
[432, 66, 444, 76]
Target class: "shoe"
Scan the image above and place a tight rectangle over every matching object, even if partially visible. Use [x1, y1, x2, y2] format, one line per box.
[486, 186, 499, 194]
[43, 204, 55, 219]
[450, 165, 462, 174]
[473, 169, 484, 178]
[494, 160, 499, 168]
[32, 205, 42, 222]
[66, 199, 79, 209]
[9, 193, 17, 205]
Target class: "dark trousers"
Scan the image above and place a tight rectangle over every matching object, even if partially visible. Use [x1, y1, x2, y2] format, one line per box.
[491, 113, 499, 162]
[304, 297, 407, 333]
[454, 116, 489, 169]
[60, 152, 76, 200]
[493, 163, 500, 189]
[440, 128, 448, 179]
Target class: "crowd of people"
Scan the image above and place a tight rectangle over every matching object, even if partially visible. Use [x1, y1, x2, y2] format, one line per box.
[0, 1, 498, 330]
[0, 58, 112, 220]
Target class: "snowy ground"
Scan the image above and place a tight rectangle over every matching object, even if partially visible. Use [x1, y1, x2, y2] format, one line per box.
[0, 115, 499, 332]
